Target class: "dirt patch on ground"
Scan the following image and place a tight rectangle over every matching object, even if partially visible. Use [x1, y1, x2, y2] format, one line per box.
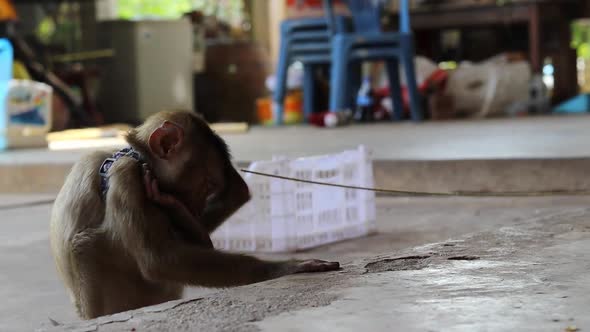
[447, 255, 480, 261]
[364, 255, 431, 273]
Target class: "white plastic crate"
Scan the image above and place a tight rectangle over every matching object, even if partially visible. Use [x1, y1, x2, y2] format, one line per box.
[211, 145, 377, 253]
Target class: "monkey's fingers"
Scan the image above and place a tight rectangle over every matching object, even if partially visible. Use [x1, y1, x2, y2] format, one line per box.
[149, 177, 182, 207]
[150, 176, 160, 200]
[295, 260, 340, 273]
[143, 169, 154, 200]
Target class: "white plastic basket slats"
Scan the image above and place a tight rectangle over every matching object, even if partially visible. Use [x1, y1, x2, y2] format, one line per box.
[211, 145, 376, 253]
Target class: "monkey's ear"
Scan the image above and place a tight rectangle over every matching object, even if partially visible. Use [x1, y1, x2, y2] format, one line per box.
[148, 121, 185, 159]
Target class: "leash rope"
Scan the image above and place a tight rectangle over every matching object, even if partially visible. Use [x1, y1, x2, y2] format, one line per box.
[240, 169, 590, 197]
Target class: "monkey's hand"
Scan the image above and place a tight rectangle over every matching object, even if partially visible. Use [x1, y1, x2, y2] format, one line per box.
[294, 259, 340, 273]
[143, 164, 213, 248]
[142, 164, 182, 208]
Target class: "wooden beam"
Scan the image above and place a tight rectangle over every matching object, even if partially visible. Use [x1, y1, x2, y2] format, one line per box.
[528, 4, 542, 72]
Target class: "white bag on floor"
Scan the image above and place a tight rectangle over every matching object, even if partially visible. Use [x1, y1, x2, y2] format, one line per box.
[446, 58, 531, 117]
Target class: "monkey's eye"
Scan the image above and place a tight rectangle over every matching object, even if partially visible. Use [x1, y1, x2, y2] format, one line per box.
[205, 179, 222, 202]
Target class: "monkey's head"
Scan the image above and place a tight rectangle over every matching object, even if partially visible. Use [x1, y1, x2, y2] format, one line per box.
[126, 110, 230, 216]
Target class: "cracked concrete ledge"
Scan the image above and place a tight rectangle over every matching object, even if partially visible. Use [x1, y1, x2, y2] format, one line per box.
[5, 158, 590, 194]
[39, 207, 590, 332]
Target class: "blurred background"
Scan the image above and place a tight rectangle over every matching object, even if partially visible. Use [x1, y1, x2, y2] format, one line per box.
[2, 0, 590, 137]
[3, 1, 590, 331]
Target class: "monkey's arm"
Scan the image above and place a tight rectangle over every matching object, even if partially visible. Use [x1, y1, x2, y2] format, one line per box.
[201, 165, 250, 233]
[138, 247, 338, 288]
[143, 165, 213, 248]
[164, 205, 213, 248]
[108, 159, 338, 288]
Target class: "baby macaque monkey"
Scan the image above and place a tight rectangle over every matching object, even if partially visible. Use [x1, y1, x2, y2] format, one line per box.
[50, 110, 339, 319]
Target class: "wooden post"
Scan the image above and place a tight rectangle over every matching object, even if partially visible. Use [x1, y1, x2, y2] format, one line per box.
[528, 4, 542, 73]
[248, 0, 271, 53]
[552, 10, 579, 103]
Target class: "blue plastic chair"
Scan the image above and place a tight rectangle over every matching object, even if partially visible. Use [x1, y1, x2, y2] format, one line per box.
[328, 0, 422, 121]
[273, 8, 350, 124]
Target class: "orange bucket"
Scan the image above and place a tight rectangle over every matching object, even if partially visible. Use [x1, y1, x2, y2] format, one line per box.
[256, 98, 273, 125]
[256, 91, 303, 125]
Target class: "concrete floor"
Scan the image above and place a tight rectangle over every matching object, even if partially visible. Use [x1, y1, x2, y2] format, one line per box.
[3, 115, 590, 331]
[222, 114, 590, 161]
[2, 194, 590, 331]
[1, 114, 590, 167]
[38, 195, 590, 332]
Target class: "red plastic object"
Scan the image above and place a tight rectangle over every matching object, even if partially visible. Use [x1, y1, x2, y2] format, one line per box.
[308, 111, 350, 127]
[375, 69, 449, 117]
[286, 0, 343, 7]
[308, 111, 330, 127]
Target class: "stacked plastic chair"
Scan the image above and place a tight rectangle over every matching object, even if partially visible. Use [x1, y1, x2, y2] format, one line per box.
[273, 4, 349, 124]
[274, 0, 421, 124]
[328, 0, 422, 121]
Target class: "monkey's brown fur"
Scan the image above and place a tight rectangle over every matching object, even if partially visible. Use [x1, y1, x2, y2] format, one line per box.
[50, 110, 339, 319]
